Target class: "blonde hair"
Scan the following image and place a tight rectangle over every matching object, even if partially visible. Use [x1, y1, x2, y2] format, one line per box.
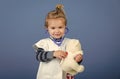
[45, 4, 67, 28]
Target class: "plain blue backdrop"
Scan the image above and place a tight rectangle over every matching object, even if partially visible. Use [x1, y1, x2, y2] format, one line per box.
[0, 0, 120, 79]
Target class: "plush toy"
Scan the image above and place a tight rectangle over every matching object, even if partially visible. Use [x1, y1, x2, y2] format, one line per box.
[60, 39, 84, 76]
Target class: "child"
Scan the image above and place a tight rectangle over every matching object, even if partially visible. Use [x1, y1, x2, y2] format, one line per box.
[33, 4, 83, 79]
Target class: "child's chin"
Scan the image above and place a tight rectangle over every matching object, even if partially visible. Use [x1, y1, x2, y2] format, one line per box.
[54, 36, 61, 39]
[55, 37, 61, 39]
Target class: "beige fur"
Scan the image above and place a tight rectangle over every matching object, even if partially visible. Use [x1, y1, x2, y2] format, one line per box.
[60, 39, 84, 76]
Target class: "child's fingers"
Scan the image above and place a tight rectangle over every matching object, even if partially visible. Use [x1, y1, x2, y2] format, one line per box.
[65, 52, 68, 55]
[74, 54, 83, 62]
[60, 52, 67, 59]
[53, 50, 68, 59]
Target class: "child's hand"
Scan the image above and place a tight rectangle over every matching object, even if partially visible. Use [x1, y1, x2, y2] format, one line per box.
[74, 54, 83, 62]
[53, 50, 68, 59]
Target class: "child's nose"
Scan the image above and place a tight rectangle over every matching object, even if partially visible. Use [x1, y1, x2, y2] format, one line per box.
[55, 29, 60, 32]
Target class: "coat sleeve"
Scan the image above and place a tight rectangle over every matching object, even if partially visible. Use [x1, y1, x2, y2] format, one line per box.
[33, 39, 55, 62]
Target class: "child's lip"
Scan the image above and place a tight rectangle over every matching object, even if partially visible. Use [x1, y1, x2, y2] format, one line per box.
[54, 34, 61, 36]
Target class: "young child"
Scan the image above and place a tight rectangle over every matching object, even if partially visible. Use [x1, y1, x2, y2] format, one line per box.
[33, 4, 83, 79]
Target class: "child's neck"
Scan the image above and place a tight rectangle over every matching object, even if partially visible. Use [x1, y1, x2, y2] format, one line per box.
[49, 36, 65, 46]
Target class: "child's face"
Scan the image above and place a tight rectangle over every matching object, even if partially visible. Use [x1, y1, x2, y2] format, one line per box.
[47, 18, 66, 39]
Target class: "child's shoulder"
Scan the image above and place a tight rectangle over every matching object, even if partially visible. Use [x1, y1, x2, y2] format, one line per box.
[36, 38, 50, 43]
[37, 37, 50, 41]
[65, 37, 80, 42]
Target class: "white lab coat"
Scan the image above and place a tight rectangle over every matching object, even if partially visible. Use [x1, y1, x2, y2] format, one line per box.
[34, 38, 82, 79]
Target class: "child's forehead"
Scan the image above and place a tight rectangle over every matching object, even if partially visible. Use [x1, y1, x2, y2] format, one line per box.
[47, 19, 66, 27]
[48, 18, 65, 24]
[47, 18, 65, 21]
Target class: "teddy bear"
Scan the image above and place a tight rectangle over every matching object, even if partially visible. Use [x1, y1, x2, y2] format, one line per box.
[60, 39, 85, 76]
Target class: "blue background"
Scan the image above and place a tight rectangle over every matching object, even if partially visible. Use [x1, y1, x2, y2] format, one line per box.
[0, 0, 120, 79]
